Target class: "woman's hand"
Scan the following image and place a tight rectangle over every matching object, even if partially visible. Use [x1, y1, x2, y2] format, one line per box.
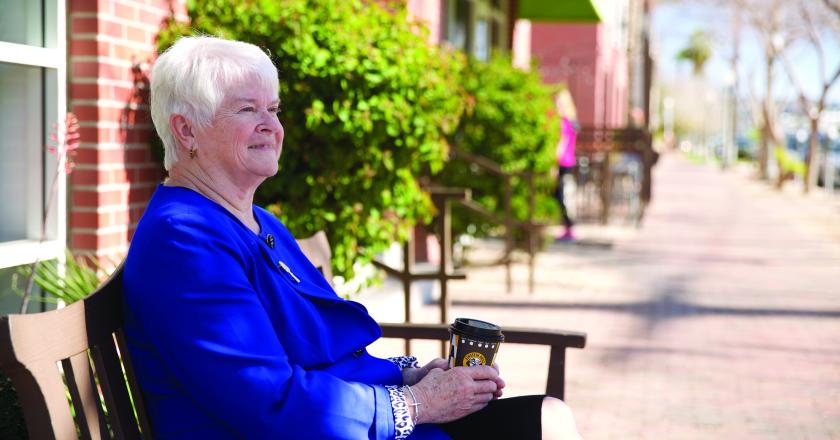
[402, 358, 449, 386]
[408, 365, 502, 424]
[490, 363, 505, 399]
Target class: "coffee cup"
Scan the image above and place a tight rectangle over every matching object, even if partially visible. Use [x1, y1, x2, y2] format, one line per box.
[448, 318, 504, 368]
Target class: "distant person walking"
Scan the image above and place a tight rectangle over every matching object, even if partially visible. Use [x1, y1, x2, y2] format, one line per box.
[555, 93, 578, 241]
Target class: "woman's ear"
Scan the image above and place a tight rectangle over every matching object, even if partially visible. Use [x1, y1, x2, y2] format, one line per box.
[170, 114, 195, 150]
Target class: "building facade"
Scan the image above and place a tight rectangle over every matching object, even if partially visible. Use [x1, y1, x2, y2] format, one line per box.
[0, 0, 647, 312]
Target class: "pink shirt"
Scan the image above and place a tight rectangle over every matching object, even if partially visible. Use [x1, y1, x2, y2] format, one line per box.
[557, 117, 577, 167]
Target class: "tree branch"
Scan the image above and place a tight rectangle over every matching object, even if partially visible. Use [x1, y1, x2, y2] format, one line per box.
[778, 50, 811, 116]
[823, 63, 840, 102]
[821, 0, 840, 19]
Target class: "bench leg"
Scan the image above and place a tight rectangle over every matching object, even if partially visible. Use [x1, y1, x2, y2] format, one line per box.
[546, 346, 566, 400]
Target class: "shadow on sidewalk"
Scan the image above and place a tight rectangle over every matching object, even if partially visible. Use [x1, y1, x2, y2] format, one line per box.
[453, 296, 840, 319]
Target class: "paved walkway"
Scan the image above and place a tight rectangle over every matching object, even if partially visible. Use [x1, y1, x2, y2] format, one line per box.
[358, 152, 840, 439]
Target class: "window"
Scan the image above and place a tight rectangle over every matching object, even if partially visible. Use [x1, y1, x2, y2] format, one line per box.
[0, 0, 66, 269]
[445, 0, 509, 61]
[447, 0, 470, 52]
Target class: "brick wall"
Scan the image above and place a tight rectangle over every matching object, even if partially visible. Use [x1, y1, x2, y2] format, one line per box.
[68, 0, 187, 260]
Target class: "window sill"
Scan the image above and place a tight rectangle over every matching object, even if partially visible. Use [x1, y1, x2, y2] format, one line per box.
[0, 240, 64, 269]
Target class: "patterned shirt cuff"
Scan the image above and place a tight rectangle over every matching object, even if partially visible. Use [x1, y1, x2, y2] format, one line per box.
[387, 355, 421, 370]
[385, 385, 415, 440]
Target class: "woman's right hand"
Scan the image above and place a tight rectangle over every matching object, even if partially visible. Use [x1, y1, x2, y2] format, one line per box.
[408, 365, 500, 424]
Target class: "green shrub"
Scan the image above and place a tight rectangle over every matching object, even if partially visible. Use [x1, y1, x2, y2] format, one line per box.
[441, 54, 560, 239]
[12, 251, 110, 306]
[774, 145, 806, 178]
[0, 371, 27, 440]
[157, 0, 466, 281]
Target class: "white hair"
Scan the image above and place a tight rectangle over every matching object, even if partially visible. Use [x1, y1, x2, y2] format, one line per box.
[150, 36, 279, 170]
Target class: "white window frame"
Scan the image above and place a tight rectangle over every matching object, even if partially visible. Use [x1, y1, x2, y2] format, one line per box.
[446, 0, 510, 60]
[0, 0, 67, 269]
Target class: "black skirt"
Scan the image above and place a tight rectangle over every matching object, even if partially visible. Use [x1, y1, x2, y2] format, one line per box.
[438, 395, 545, 440]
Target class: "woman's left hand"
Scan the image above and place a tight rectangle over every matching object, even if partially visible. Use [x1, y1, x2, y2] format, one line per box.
[402, 358, 450, 386]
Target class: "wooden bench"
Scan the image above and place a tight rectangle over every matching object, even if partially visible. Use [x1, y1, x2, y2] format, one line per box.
[0, 232, 586, 439]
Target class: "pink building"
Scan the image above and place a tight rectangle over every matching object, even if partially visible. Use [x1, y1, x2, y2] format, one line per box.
[408, 0, 637, 129]
[528, 22, 629, 128]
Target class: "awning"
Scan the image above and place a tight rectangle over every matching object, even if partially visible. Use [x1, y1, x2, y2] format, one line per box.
[517, 0, 603, 23]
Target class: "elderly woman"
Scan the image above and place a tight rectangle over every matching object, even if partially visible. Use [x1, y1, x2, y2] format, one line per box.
[124, 36, 581, 439]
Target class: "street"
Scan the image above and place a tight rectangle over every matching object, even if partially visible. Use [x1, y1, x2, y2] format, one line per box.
[362, 152, 840, 439]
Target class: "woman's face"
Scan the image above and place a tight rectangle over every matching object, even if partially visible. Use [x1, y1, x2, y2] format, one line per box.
[194, 77, 284, 189]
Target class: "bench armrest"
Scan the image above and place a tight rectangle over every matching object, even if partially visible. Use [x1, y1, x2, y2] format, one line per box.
[378, 322, 586, 400]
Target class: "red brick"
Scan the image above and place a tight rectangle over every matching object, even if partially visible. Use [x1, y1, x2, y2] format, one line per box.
[71, 211, 98, 229]
[139, 8, 167, 26]
[70, 0, 100, 13]
[71, 17, 98, 34]
[75, 147, 123, 166]
[128, 190, 155, 206]
[73, 147, 98, 164]
[73, 229, 129, 250]
[85, 105, 120, 123]
[74, 209, 130, 229]
[99, 0, 116, 15]
[124, 128, 153, 143]
[72, 188, 127, 207]
[73, 168, 130, 186]
[125, 148, 150, 163]
[72, 169, 99, 185]
[122, 109, 151, 125]
[115, 3, 137, 21]
[100, 19, 124, 39]
[77, 127, 102, 143]
[70, 39, 99, 56]
[129, 205, 147, 221]
[70, 61, 127, 82]
[107, 84, 136, 102]
[73, 105, 100, 122]
[71, 233, 98, 250]
[146, 0, 169, 10]
[126, 25, 147, 43]
[72, 190, 99, 207]
[70, 83, 99, 101]
[106, 169, 130, 185]
[72, 168, 130, 186]
[133, 166, 162, 183]
[100, 189, 127, 205]
[72, 61, 100, 78]
[113, 43, 138, 61]
[77, 124, 155, 144]
[98, 149, 129, 164]
[111, 209, 131, 227]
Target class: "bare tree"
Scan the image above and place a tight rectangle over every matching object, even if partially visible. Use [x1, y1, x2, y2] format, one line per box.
[776, 0, 840, 193]
[740, 0, 792, 181]
[821, 0, 840, 17]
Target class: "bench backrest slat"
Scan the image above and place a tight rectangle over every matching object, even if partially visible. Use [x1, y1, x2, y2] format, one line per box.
[0, 264, 150, 439]
[296, 231, 333, 283]
[62, 351, 108, 440]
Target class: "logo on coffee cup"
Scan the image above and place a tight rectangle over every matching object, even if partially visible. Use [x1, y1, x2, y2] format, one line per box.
[462, 351, 486, 366]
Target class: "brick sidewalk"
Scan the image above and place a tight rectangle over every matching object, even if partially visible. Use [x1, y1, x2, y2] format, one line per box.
[360, 152, 840, 439]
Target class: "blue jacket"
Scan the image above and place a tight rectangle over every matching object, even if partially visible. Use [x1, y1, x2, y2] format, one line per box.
[123, 185, 448, 439]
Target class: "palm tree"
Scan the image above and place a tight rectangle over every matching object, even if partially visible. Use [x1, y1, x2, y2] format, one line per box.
[676, 30, 713, 76]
